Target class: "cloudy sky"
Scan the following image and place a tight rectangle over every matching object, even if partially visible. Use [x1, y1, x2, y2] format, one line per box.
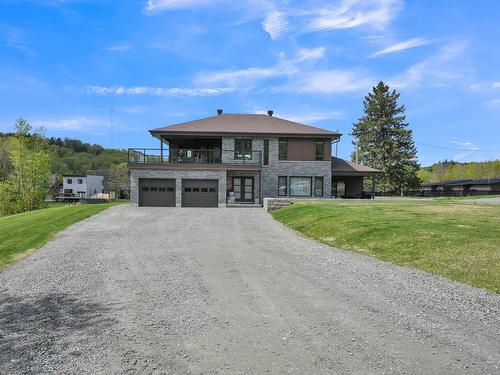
[0, 0, 499, 165]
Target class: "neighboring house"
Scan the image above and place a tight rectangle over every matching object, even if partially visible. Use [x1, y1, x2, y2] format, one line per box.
[62, 175, 104, 198]
[128, 110, 379, 207]
[422, 178, 500, 194]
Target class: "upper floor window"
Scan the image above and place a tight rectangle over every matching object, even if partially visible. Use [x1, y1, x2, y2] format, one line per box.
[278, 139, 287, 160]
[67, 178, 72, 184]
[315, 141, 325, 161]
[77, 179, 83, 184]
[234, 139, 252, 160]
[263, 139, 269, 166]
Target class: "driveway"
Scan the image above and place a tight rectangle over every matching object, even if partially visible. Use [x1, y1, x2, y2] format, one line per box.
[1, 205, 499, 374]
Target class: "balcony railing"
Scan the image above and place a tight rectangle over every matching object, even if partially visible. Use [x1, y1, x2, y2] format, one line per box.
[128, 148, 262, 166]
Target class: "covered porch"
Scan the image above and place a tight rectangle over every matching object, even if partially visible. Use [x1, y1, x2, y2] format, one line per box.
[331, 157, 379, 198]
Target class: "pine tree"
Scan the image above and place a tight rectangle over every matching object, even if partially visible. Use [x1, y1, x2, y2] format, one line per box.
[351, 81, 420, 193]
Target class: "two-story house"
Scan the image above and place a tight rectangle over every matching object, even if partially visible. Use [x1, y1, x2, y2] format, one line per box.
[128, 110, 379, 207]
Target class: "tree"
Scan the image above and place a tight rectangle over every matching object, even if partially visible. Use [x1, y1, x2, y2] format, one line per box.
[351, 81, 420, 193]
[0, 118, 50, 215]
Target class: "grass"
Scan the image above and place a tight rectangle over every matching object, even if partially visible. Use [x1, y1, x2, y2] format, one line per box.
[273, 200, 500, 293]
[0, 202, 120, 267]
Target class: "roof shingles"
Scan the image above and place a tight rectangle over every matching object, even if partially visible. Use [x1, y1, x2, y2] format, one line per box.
[150, 114, 340, 137]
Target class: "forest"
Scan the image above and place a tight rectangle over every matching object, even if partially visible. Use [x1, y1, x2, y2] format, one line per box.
[418, 160, 500, 183]
[0, 132, 128, 180]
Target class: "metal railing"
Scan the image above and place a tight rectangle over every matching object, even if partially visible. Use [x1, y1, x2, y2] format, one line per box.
[128, 148, 262, 166]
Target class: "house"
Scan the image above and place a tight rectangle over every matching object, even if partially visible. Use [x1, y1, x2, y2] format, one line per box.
[128, 110, 379, 207]
[421, 178, 500, 196]
[62, 175, 104, 198]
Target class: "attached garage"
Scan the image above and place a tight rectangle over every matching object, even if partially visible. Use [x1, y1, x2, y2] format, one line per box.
[139, 178, 176, 207]
[182, 179, 218, 207]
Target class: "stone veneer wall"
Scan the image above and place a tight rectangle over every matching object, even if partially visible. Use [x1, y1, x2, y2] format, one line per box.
[261, 138, 332, 198]
[130, 169, 226, 207]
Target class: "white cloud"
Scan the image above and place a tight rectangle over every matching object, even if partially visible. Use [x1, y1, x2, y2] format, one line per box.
[86, 85, 233, 96]
[253, 108, 344, 123]
[371, 37, 433, 57]
[143, 0, 402, 39]
[196, 47, 325, 88]
[450, 141, 479, 161]
[37, 116, 103, 131]
[493, 82, 500, 88]
[197, 67, 280, 86]
[285, 70, 374, 94]
[145, 0, 212, 11]
[306, 0, 402, 32]
[106, 44, 132, 51]
[295, 47, 326, 62]
[390, 41, 467, 89]
[263, 10, 288, 39]
[485, 98, 500, 109]
[0, 23, 36, 56]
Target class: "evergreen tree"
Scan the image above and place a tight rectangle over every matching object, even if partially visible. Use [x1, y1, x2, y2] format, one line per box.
[351, 81, 420, 193]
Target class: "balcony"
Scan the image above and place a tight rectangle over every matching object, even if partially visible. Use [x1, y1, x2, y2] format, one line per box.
[128, 148, 262, 166]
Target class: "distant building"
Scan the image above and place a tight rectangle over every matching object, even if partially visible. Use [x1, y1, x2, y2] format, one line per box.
[62, 175, 104, 198]
[421, 178, 500, 195]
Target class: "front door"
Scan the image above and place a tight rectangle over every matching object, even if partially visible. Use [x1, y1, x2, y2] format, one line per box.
[233, 177, 254, 202]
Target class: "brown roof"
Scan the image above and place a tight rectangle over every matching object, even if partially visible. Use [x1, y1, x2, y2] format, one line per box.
[331, 156, 380, 175]
[150, 114, 340, 137]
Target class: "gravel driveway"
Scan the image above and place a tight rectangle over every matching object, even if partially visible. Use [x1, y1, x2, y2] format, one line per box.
[1, 205, 499, 374]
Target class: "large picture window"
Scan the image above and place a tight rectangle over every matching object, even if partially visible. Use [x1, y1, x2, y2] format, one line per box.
[315, 141, 325, 161]
[278, 176, 287, 196]
[234, 139, 252, 160]
[289, 177, 312, 196]
[314, 177, 324, 197]
[278, 139, 287, 160]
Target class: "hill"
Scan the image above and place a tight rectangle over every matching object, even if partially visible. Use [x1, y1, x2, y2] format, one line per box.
[0, 133, 128, 179]
[418, 160, 500, 183]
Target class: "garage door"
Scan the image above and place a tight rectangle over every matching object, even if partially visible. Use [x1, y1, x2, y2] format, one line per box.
[139, 178, 176, 207]
[182, 179, 218, 207]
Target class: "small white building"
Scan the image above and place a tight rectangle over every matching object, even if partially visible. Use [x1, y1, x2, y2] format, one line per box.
[62, 175, 104, 198]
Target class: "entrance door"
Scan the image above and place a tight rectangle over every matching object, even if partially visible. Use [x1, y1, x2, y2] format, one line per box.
[233, 177, 254, 202]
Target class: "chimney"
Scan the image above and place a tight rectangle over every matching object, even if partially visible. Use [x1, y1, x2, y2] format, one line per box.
[267, 110, 274, 117]
[217, 109, 223, 115]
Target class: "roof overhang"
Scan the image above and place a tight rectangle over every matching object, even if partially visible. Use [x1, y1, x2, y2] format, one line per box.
[150, 130, 341, 140]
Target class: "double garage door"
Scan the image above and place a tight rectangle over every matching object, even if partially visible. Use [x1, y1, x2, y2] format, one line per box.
[139, 178, 218, 207]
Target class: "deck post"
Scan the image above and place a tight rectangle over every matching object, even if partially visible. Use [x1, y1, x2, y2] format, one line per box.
[371, 175, 375, 199]
[160, 138, 163, 163]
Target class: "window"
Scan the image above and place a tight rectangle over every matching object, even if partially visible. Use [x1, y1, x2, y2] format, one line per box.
[278, 140, 287, 160]
[263, 139, 269, 166]
[184, 187, 191, 192]
[314, 177, 324, 197]
[234, 139, 252, 160]
[77, 178, 83, 184]
[150, 187, 157, 191]
[289, 177, 312, 196]
[278, 176, 287, 196]
[192, 187, 200, 192]
[67, 178, 72, 184]
[315, 141, 325, 161]
[167, 187, 174, 192]
[159, 187, 166, 192]
[201, 188, 208, 192]
[142, 187, 149, 192]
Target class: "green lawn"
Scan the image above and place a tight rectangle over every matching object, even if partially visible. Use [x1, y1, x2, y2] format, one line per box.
[273, 200, 500, 293]
[0, 203, 119, 267]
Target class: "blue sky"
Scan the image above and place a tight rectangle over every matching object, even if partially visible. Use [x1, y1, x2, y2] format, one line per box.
[0, 0, 499, 165]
